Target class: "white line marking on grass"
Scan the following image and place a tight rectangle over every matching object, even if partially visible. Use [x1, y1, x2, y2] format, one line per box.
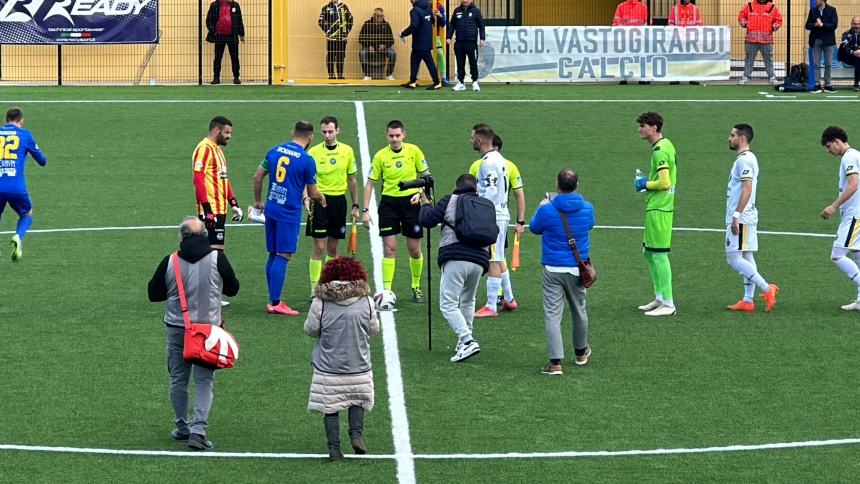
[3, 437, 859, 461]
[0, 224, 834, 239]
[0, 444, 391, 459]
[413, 437, 860, 459]
[4, 98, 859, 104]
[355, 100, 416, 484]
[593, 225, 836, 238]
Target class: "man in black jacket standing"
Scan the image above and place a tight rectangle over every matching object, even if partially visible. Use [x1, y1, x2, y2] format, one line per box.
[400, 0, 442, 90]
[805, 0, 839, 92]
[206, 0, 245, 85]
[447, 0, 485, 91]
[319, 0, 354, 80]
[417, 174, 490, 363]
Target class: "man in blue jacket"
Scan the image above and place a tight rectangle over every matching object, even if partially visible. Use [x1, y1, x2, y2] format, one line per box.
[529, 169, 594, 376]
[400, 0, 443, 90]
[417, 174, 490, 363]
[447, 0, 485, 91]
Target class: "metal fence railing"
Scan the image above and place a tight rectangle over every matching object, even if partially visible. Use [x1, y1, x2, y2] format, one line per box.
[1, 0, 858, 85]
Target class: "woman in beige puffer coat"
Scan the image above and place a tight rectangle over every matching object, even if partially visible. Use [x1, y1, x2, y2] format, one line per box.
[305, 256, 379, 461]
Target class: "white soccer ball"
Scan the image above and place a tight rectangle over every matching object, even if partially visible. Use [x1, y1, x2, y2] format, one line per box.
[374, 290, 397, 311]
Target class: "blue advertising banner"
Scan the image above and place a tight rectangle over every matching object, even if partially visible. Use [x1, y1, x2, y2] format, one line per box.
[0, 0, 158, 44]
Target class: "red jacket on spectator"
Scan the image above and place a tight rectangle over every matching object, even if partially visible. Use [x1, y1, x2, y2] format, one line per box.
[738, 1, 783, 45]
[668, 3, 703, 27]
[612, 0, 648, 27]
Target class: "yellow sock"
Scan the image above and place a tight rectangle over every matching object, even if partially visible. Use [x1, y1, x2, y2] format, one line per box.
[409, 255, 423, 289]
[309, 259, 323, 291]
[382, 257, 396, 290]
[325, 255, 335, 263]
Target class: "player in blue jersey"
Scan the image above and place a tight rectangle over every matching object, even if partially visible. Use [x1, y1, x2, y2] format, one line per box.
[253, 121, 325, 316]
[0, 107, 47, 262]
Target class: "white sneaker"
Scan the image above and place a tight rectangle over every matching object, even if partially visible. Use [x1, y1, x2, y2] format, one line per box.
[450, 340, 480, 362]
[220, 300, 231, 307]
[769, 77, 779, 86]
[841, 301, 860, 311]
[386, 75, 395, 81]
[362, 76, 372, 81]
[471, 81, 480, 91]
[637, 300, 662, 311]
[452, 82, 466, 91]
[644, 305, 677, 317]
[738, 76, 749, 85]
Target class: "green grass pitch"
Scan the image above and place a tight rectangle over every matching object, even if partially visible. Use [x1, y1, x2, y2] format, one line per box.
[1, 85, 859, 482]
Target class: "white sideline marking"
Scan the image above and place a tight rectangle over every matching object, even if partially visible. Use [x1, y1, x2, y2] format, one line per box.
[0, 224, 834, 239]
[3, 98, 859, 104]
[3, 437, 859, 460]
[355, 101, 416, 484]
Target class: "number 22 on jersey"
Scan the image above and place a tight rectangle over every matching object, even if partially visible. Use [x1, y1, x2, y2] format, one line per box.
[0, 135, 20, 161]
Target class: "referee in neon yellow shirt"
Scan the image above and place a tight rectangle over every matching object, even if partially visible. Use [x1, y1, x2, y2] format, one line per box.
[634, 112, 677, 317]
[305, 116, 360, 295]
[362, 119, 429, 305]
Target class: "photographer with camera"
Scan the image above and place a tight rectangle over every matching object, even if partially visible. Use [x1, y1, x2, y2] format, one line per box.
[416, 173, 492, 362]
[363, 120, 431, 305]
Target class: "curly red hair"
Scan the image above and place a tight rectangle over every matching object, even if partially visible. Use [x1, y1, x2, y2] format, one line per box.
[319, 256, 368, 284]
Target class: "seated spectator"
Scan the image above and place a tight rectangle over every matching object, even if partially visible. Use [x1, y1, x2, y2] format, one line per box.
[838, 16, 860, 91]
[359, 8, 396, 81]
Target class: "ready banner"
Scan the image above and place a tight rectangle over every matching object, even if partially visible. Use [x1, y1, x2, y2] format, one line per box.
[0, 0, 158, 44]
[474, 26, 730, 83]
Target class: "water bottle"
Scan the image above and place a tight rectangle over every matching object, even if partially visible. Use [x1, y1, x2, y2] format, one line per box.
[634, 169, 646, 193]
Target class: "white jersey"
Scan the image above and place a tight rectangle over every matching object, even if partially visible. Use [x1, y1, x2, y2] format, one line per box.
[476, 150, 510, 220]
[838, 147, 860, 220]
[725, 150, 759, 225]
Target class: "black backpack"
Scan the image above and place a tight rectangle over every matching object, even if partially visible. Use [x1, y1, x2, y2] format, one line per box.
[775, 63, 808, 92]
[446, 192, 499, 248]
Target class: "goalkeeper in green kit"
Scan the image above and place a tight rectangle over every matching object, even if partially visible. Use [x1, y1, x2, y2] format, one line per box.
[633, 112, 677, 317]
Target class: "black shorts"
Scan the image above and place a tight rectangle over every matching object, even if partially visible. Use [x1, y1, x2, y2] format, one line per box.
[199, 214, 226, 246]
[378, 195, 423, 239]
[306, 194, 349, 239]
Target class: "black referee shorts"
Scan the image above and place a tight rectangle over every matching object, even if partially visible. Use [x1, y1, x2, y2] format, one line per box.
[306, 194, 349, 239]
[378, 195, 423, 239]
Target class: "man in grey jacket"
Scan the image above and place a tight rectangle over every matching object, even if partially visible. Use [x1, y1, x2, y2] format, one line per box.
[148, 217, 240, 450]
[417, 174, 490, 362]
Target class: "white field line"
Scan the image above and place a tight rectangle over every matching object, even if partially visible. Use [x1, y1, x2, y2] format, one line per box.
[2, 99, 859, 104]
[355, 101, 416, 484]
[3, 437, 859, 460]
[0, 224, 834, 239]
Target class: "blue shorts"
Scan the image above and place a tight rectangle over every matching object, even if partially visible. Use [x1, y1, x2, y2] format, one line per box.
[0, 192, 32, 217]
[265, 217, 300, 254]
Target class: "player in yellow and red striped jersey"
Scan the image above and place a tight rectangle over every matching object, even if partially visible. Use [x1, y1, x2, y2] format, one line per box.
[193, 116, 243, 250]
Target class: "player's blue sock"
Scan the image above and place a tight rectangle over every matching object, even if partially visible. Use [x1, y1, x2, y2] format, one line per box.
[266, 253, 276, 302]
[16, 215, 32, 239]
[268, 255, 289, 304]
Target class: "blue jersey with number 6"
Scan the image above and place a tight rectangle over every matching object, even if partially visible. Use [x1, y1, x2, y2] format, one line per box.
[0, 123, 46, 194]
[260, 141, 317, 223]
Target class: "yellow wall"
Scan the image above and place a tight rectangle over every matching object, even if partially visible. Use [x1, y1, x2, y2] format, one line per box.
[4, 0, 860, 84]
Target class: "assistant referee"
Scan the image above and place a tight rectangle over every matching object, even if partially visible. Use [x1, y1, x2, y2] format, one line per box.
[362, 120, 430, 304]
